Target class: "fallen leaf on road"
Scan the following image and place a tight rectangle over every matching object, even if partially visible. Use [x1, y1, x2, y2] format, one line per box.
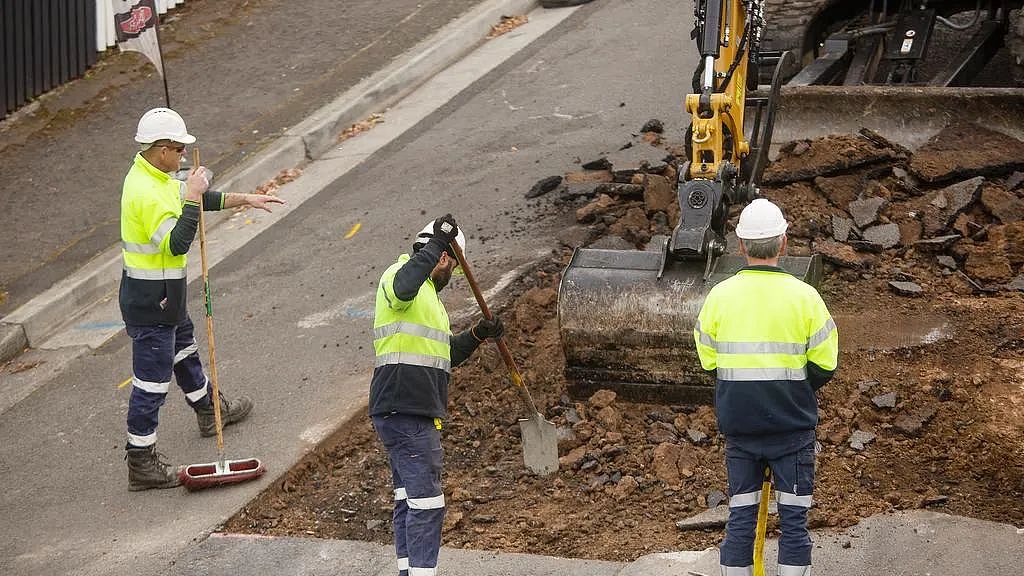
[338, 113, 385, 143]
[488, 15, 528, 38]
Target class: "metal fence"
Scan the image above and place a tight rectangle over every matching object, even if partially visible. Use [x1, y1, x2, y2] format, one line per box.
[1, 0, 185, 120]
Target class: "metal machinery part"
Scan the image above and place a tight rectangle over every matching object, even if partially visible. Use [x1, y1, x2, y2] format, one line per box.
[558, 0, 822, 404]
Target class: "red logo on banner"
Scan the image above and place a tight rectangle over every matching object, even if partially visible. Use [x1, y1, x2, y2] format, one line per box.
[119, 6, 154, 35]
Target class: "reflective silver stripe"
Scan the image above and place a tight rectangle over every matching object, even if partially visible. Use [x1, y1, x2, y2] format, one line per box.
[174, 342, 198, 365]
[694, 320, 716, 347]
[776, 491, 813, 508]
[408, 568, 437, 576]
[185, 377, 209, 402]
[151, 217, 177, 246]
[407, 494, 445, 510]
[729, 490, 761, 508]
[397, 558, 409, 571]
[127, 431, 156, 447]
[717, 366, 808, 381]
[122, 241, 162, 254]
[715, 341, 807, 355]
[373, 322, 450, 345]
[124, 266, 187, 280]
[375, 352, 450, 372]
[394, 487, 408, 501]
[132, 376, 170, 394]
[807, 317, 837, 349]
[720, 566, 753, 576]
[778, 564, 811, 576]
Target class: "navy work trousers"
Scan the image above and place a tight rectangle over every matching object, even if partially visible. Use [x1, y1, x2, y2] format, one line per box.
[720, 430, 816, 576]
[125, 316, 210, 447]
[371, 413, 446, 576]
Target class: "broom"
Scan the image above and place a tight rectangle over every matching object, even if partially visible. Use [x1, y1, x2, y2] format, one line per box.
[179, 148, 265, 490]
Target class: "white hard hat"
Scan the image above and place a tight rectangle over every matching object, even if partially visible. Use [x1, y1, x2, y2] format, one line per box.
[134, 107, 196, 144]
[413, 221, 466, 275]
[735, 198, 788, 240]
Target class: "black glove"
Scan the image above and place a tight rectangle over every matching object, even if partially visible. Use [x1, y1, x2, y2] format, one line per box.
[432, 213, 459, 244]
[472, 317, 504, 342]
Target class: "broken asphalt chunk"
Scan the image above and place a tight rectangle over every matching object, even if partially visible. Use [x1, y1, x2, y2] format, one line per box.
[894, 405, 937, 437]
[909, 122, 1024, 184]
[849, 430, 876, 451]
[640, 119, 664, 133]
[832, 215, 855, 242]
[848, 196, 887, 228]
[914, 234, 961, 252]
[861, 223, 901, 249]
[888, 280, 923, 296]
[816, 240, 869, 269]
[675, 505, 729, 530]
[872, 391, 898, 409]
[581, 157, 612, 171]
[526, 175, 563, 198]
[921, 177, 984, 236]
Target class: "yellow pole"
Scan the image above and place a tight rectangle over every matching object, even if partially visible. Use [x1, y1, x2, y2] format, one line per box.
[753, 467, 772, 576]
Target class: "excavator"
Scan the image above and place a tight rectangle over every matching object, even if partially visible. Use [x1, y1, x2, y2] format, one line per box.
[558, 0, 821, 405]
[557, 0, 1023, 404]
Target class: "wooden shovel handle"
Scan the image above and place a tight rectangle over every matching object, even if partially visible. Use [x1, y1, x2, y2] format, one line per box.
[448, 240, 541, 416]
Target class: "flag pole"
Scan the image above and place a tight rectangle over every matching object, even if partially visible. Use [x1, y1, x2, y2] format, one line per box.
[152, 5, 171, 108]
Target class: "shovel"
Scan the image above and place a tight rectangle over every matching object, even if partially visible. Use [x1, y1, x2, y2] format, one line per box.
[449, 241, 559, 476]
[753, 467, 772, 576]
[179, 148, 266, 490]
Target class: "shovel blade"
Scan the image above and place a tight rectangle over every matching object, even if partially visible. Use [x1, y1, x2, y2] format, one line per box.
[519, 414, 559, 476]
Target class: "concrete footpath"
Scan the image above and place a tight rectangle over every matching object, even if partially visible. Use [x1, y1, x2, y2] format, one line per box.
[170, 511, 1024, 575]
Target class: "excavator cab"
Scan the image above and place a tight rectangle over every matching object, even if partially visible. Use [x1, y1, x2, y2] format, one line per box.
[558, 0, 823, 404]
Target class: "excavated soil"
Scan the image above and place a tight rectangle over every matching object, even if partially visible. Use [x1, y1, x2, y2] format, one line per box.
[225, 127, 1024, 561]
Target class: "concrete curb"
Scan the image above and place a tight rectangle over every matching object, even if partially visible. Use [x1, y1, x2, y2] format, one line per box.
[0, 0, 539, 364]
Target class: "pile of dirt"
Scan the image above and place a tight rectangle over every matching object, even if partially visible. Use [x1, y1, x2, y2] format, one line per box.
[225, 124, 1024, 561]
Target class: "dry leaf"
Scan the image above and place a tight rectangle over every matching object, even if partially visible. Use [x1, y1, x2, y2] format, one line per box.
[488, 14, 528, 38]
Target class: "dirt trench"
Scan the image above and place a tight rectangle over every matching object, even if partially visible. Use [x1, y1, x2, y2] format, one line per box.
[225, 125, 1024, 561]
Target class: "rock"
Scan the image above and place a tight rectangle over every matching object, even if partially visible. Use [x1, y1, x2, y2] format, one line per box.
[581, 158, 612, 171]
[1008, 275, 1024, 292]
[920, 494, 950, 507]
[816, 240, 869, 269]
[921, 177, 984, 236]
[707, 489, 728, 508]
[980, 184, 1024, 224]
[849, 197, 887, 228]
[849, 430, 876, 451]
[790, 140, 811, 156]
[849, 240, 883, 253]
[443, 511, 464, 530]
[609, 207, 652, 244]
[641, 119, 665, 133]
[687, 429, 709, 444]
[872, 391, 898, 409]
[645, 422, 678, 444]
[914, 234, 961, 252]
[643, 174, 675, 214]
[857, 379, 880, 393]
[909, 122, 1024, 184]
[861, 223, 901, 249]
[560, 182, 603, 201]
[366, 519, 383, 531]
[526, 175, 563, 198]
[888, 281, 923, 296]
[675, 505, 730, 530]
[589, 389, 617, 409]
[596, 407, 622, 432]
[559, 445, 588, 469]
[575, 194, 616, 223]
[607, 142, 667, 176]
[565, 169, 614, 183]
[936, 255, 958, 270]
[451, 487, 473, 502]
[832, 215, 855, 242]
[596, 182, 646, 198]
[815, 174, 865, 209]
[471, 514, 498, 524]
[557, 225, 598, 248]
[613, 476, 639, 501]
[672, 414, 690, 434]
[894, 405, 938, 437]
[652, 442, 698, 488]
[1007, 171, 1024, 191]
[646, 409, 676, 423]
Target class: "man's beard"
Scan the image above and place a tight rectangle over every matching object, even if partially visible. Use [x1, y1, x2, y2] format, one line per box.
[432, 270, 451, 291]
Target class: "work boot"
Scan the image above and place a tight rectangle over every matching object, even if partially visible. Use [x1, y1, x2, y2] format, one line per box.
[126, 445, 181, 491]
[196, 392, 254, 437]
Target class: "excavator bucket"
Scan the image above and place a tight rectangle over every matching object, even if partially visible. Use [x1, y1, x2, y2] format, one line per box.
[558, 244, 821, 404]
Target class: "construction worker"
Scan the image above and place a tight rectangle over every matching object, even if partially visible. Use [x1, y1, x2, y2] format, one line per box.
[370, 214, 504, 576]
[120, 107, 284, 491]
[694, 198, 838, 576]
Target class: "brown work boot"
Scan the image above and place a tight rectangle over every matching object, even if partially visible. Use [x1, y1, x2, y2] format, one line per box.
[126, 445, 181, 491]
[196, 392, 254, 437]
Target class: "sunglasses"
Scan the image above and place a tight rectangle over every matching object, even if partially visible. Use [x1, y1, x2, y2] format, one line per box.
[162, 143, 186, 154]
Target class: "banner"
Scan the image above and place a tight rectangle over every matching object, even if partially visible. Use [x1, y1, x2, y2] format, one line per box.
[113, 0, 164, 77]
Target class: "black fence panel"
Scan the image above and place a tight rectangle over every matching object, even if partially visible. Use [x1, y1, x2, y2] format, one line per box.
[0, 0, 96, 120]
